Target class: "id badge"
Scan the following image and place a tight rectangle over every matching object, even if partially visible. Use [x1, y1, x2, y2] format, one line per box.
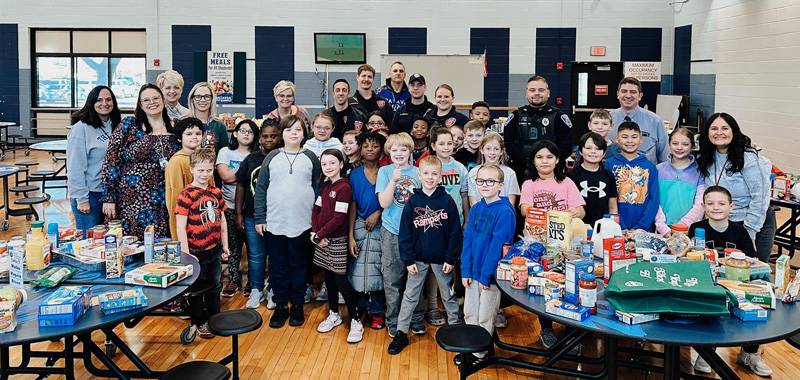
[159, 158, 168, 169]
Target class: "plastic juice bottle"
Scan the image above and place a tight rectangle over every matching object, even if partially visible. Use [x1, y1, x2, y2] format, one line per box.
[592, 214, 622, 259]
[25, 221, 51, 270]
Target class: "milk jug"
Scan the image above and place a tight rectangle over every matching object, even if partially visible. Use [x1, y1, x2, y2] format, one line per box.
[592, 214, 622, 259]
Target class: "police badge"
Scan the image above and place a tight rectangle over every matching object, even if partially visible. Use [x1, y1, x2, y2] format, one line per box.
[541, 118, 550, 127]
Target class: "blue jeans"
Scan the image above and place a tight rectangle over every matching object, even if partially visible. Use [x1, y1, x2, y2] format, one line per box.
[265, 230, 310, 307]
[358, 291, 386, 315]
[244, 217, 268, 291]
[70, 192, 104, 238]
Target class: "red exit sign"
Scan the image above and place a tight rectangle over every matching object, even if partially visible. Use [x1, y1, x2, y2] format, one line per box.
[590, 46, 606, 56]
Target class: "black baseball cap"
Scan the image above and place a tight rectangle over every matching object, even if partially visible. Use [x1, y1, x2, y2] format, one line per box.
[408, 73, 426, 85]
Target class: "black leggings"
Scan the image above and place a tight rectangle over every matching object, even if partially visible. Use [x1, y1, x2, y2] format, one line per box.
[325, 270, 360, 319]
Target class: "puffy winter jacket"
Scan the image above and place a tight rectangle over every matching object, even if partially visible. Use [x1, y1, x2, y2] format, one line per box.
[348, 217, 383, 292]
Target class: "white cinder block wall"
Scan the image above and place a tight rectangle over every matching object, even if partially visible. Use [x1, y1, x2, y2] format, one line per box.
[676, 0, 800, 173]
[1, 0, 676, 110]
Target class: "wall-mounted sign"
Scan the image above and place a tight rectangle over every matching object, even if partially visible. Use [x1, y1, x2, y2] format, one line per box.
[590, 46, 607, 56]
[623, 62, 662, 82]
[208, 51, 234, 103]
[594, 85, 609, 96]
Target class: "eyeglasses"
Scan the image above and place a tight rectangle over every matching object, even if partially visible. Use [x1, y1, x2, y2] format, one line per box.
[140, 97, 162, 105]
[237, 129, 254, 135]
[192, 95, 213, 101]
[476, 178, 500, 186]
[367, 121, 385, 126]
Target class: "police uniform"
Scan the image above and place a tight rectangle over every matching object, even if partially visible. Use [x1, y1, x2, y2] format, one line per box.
[327, 105, 366, 140]
[503, 104, 573, 181]
[390, 97, 435, 135]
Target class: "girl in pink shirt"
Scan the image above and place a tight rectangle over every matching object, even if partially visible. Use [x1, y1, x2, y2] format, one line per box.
[519, 140, 585, 219]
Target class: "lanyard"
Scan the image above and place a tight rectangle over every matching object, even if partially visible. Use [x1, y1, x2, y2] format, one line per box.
[713, 157, 729, 186]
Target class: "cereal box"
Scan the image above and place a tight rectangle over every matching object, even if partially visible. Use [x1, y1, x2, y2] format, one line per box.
[525, 208, 548, 243]
[547, 210, 573, 249]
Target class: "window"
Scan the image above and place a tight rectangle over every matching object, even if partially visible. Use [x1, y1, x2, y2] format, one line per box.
[32, 29, 146, 109]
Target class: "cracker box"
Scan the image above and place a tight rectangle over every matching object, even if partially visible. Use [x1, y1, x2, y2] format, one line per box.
[732, 301, 768, 322]
[718, 280, 777, 309]
[547, 210, 573, 248]
[95, 288, 149, 315]
[38, 286, 92, 327]
[603, 237, 635, 283]
[525, 208, 548, 243]
[545, 300, 591, 322]
[564, 258, 595, 304]
[125, 263, 193, 288]
[775, 254, 790, 295]
[616, 311, 660, 324]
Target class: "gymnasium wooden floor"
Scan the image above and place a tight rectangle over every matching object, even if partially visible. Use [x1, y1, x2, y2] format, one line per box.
[1, 149, 799, 379]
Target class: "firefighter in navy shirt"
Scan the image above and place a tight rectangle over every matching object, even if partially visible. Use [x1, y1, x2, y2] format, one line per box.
[327, 79, 366, 140]
[503, 75, 573, 182]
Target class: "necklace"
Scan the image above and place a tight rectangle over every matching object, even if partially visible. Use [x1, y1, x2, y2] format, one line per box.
[283, 149, 300, 174]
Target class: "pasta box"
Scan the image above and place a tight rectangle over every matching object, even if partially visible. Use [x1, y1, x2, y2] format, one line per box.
[125, 263, 193, 288]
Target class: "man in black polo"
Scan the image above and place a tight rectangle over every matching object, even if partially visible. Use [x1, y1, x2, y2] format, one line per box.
[349, 64, 392, 122]
[390, 73, 435, 134]
[328, 79, 366, 140]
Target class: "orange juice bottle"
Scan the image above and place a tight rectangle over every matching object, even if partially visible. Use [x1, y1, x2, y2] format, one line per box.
[25, 221, 51, 270]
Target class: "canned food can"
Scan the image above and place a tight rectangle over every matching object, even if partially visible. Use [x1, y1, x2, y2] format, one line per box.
[153, 243, 167, 263]
[166, 241, 181, 264]
[93, 225, 107, 240]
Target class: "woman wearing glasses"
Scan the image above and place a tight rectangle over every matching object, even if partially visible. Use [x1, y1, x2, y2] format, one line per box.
[187, 82, 230, 153]
[101, 84, 180, 239]
[265, 80, 308, 123]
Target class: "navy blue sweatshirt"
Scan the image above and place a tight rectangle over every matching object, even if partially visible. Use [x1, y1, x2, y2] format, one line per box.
[399, 186, 462, 266]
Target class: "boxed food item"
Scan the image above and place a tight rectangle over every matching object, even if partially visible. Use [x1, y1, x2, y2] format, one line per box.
[125, 263, 193, 288]
[496, 261, 512, 281]
[38, 286, 92, 327]
[527, 276, 548, 295]
[649, 254, 678, 264]
[525, 208, 548, 243]
[143, 225, 154, 263]
[615, 311, 660, 325]
[166, 241, 181, 264]
[773, 176, 791, 200]
[774, 254, 790, 295]
[547, 210, 573, 249]
[564, 258, 595, 304]
[105, 229, 124, 279]
[603, 237, 635, 283]
[545, 300, 591, 322]
[94, 288, 149, 315]
[732, 301, 768, 322]
[718, 280, 776, 309]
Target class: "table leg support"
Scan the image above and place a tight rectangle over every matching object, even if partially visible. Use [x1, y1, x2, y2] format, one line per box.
[663, 344, 680, 380]
[604, 336, 617, 380]
[694, 346, 741, 380]
[0, 346, 9, 380]
[79, 333, 130, 380]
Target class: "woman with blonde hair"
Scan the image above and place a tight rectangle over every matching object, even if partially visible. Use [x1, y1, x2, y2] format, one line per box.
[265, 80, 308, 122]
[156, 69, 190, 120]
[187, 82, 229, 152]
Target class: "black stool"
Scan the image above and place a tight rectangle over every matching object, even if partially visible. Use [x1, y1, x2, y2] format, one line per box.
[29, 169, 56, 195]
[788, 333, 800, 350]
[12, 194, 50, 221]
[160, 361, 230, 380]
[15, 161, 37, 186]
[207, 309, 263, 380]
[435, 324, 494, 379]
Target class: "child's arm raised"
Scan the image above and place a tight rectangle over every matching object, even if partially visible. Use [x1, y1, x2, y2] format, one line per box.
[378, 168, 401, 209]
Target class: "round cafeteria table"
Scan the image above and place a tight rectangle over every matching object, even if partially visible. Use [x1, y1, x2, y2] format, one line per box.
[496, 279, 800, 380]
[0, 255, 200, 380]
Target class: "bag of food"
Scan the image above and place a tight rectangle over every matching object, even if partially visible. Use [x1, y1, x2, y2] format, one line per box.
[30, 266, 76, 288]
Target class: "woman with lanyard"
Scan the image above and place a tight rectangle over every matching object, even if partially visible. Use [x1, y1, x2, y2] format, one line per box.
[697, 112, 775, 262]
[265, 80, 308, 123]
[67, 85, 121, 236]
[101, 84, 180, 239]
[695, 112, 775, 377]
[187, 82, 229, 153]
[156, 69, 191, 120]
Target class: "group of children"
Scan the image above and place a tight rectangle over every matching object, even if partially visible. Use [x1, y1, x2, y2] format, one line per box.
[164, 96, 767, 372]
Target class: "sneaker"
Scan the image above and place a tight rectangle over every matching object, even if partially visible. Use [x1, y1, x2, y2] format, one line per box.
[305, 284, 313, 304]
[540, 328, 558, 349]
[370, 315, 385, 330]
[246, 289, 264, 309]
[315, 283, 328, 302]
[269, 305, 290, 328]
[347, 319, 365, 343]
[317, 310, 343, 333]
[737, 351, 773, 377]
[338, 292, 345, 305]
[221, 282, 238, 298]
[289, 304, 305, 326]
[387, 331, 409, 355]
[266, 289, 276, 310]
[198, 323, 214, 339]
[494, 310, 508, 328]
[410, 322, 426, 336]
[388, 327, 397, 338]
[427, 309, 446, 326]
[243, 283, 252, 298]
[694, 354, 712, 374]
[183, 324, 197, 344]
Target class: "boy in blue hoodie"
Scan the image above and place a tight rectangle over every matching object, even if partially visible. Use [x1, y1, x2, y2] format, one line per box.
[388, 156, 463, 354]
[461, 163, 516, 358]
[604, 121, 660, 231]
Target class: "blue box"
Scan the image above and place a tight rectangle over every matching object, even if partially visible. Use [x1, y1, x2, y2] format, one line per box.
[38, 286, 92, 327]
[96, 288, 148, 315]
[545, 300, 592, 322]
[732, 302, 768, 322]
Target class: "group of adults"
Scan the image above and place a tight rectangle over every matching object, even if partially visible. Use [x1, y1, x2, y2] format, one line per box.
[66, 61, 776, 267]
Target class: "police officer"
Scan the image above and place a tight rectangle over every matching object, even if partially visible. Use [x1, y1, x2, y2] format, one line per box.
[390, 73, 435, 134]
[503, 75, 573, 182]
[327, 79, 366, 140]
